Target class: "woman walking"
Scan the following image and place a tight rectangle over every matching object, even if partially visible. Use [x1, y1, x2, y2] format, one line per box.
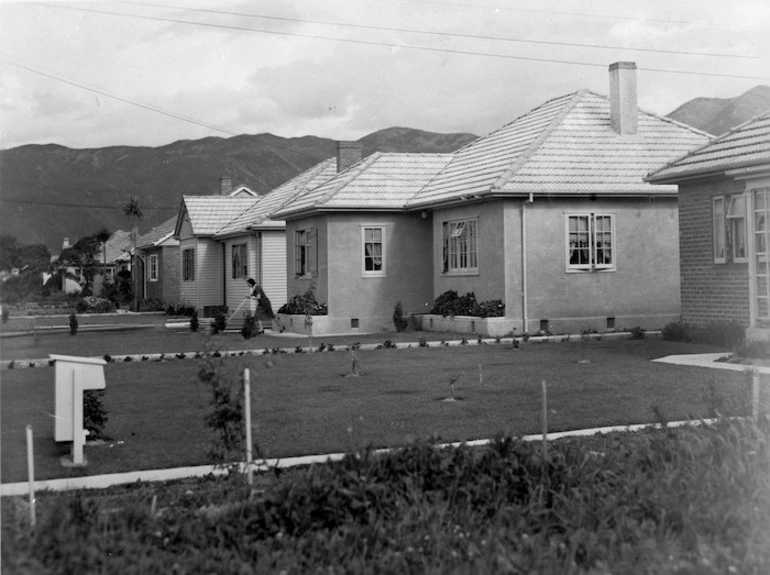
[246, 278, 284, 333]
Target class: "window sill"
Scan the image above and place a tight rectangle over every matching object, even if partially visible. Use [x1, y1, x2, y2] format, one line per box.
[565, 267, 616, 274]
[442, 270, 479, 277]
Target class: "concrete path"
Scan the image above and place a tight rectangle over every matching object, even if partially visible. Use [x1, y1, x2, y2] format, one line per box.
[653, 352, 770, 374]
[0, 419, 716, 497]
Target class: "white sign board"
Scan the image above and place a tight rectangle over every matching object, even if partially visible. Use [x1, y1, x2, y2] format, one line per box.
[50, 354, 106, 465]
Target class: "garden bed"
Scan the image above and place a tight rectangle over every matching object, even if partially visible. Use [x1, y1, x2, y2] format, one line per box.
[417, 313, 518, 337]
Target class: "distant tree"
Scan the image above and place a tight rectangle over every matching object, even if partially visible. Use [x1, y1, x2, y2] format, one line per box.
[54, 233, 103, 295]
[123, 197, 143, 310]
[94, 226, 112, 274]
[0, 234, 21, 271]
[19, 244, 51, 274]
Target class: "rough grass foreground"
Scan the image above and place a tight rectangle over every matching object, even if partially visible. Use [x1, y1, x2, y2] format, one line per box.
[3, 419, 770, 574]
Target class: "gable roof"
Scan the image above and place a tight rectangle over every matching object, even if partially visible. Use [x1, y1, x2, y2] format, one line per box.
[215, 158, 338, 238]
[136, 216, 179, 249]
[646, 110, 770, 183]
[407, 90, 711, 208]
[176, 196, 260, 237]
[273, 153, 453, 218]
[102, 230, 133, 263]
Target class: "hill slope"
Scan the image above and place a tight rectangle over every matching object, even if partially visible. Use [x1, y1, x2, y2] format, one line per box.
[667, 85, 770, 136]
[0, 128, 477, 250]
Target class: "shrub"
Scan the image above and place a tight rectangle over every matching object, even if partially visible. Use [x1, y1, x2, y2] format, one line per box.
[662, 320, 745, 348]
[197, 343, 245, 463]
[629, 326, 645, 340]
[190, 310, 199, 332]
[83, 390, 108, 439]
[277, 284, 328, 315]
[75, 296, 116, 314]
[241, 312, 257, 339]
[1, 304, 9, 323]
[429, 290, 504, 318]
[69, 313, 78, 335]
[213, 312, 227, 334]
[392, 302, 408, 332]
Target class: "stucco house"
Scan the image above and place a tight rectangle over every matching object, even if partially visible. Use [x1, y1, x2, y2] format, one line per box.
[135, 216, 180, 305]
[273, 62, 712, 335]
[646, 111, 770, 340]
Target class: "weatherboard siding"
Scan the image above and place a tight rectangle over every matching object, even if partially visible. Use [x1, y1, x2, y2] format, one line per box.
[224, 235, 259, 322]
[261, 231, 288, 311]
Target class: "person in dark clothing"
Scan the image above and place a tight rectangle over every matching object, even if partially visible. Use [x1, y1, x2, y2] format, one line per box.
[246, 278, 283, 333]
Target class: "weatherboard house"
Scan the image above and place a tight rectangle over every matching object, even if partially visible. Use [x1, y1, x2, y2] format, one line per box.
[271, 62, 711, 335]
[173, 180, 261, 314]
[646, 111, 770, 340]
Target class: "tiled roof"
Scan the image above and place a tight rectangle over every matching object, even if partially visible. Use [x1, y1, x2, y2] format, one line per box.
[181, 196, 260, 236]
[407, 90, 711, 207]
[215, 158, 338, 237]
[273, 153, 453, 217]
[646, 110, 770, 182]
[136, 216, 178, 249]
[103, 230, 133, 263]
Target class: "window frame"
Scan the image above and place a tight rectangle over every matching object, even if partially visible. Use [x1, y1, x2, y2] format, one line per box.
[231, 243, 248, 279]
[149, 254, 159, 282]
[182, 248, 195, 282]
[564, 212, 616, 273]
[294, 228, 317, 278]
[713, 196, 727, 264]
[441, 217, 479, 275]
[361, 225, 386, 277]
[713, 194, 748, 265]
[726, 194, 748, 264]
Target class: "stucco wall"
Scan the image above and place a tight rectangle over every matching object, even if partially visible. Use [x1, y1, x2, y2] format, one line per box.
[285, 213, 432, 332]
[326, 212, 433, 331]
[431, 197, 681, 334]
[524, 197, 681, 332]
[285, 216, 329, 307]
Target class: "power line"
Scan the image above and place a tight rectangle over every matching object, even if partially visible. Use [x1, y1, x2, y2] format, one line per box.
[116, 0, 759, 60]
[403, 0, 759, 31]
[0, 197, 179, 210]
[30, 2, 770, 82]
[0, 55, 239, 137]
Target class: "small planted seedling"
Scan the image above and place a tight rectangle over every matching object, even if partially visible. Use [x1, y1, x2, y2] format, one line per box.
[442, 372, 462, 402]
[343, 350, 363, 377]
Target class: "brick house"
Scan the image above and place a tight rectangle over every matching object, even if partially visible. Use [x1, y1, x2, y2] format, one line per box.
[273, 62, 711, 335]
[646, 111, 770, 339]
[135, 216, 180, 305]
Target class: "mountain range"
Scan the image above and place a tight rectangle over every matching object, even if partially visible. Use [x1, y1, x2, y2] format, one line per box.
[1, 86, 768, 251]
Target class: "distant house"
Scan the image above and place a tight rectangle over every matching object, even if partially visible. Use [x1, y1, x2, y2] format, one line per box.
[273, 62, 712, 335]
[135, 216, 180, 305]
[646, 111, 770, 339]
[174, 180, 260, 315]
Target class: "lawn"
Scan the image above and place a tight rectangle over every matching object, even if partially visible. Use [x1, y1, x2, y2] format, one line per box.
[1, 337, 750, 483]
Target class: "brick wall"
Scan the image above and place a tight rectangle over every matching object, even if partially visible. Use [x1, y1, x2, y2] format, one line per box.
[162, 245, 181, 304]
[678, 178, 750, 326]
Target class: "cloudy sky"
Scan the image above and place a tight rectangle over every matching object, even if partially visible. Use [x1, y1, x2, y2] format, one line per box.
[0, 0, 768, 150]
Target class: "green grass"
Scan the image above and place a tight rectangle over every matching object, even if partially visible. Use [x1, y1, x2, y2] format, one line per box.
[1, 338, 751, 483]
[3, 420, 769, 573]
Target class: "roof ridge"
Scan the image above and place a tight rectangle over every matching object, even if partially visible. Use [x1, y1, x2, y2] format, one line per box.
[312, 152, 382, 208]
[259, 157, 337, 221]
[492, 91, 587, 190]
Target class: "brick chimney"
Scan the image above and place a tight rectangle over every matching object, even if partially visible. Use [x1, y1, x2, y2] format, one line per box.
[336, 141, 363, 173]
[609, 61, 638, 135]
[62, 237, 70, 250]
[219, 176, 233, 196]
